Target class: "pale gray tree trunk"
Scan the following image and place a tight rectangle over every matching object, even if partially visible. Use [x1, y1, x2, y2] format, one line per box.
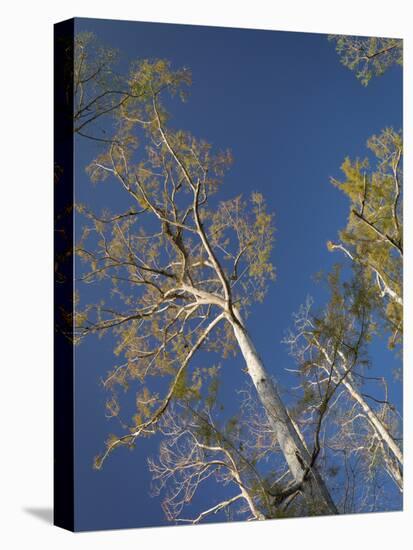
[316, 342, 403, 491]
[340, 372, 403, 466]
[318, 342, 403, 467]
[334, 370, 403, 491]
[229, 311, 338, 515]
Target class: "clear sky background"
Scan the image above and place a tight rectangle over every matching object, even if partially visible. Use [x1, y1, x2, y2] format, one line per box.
[73, 17, 402, 531]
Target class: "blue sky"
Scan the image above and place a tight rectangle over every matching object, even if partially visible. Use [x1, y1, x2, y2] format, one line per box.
[73, 18, 402, 531]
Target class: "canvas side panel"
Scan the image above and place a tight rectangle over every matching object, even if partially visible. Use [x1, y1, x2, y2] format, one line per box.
[54, 18, 75, 532]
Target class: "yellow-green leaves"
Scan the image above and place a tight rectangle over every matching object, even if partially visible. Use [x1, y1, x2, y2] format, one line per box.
[329, 128, 403, 349]
[76, 41, 278, 480]
[208, 193, 275, 307]
[329, 35, 403, 86]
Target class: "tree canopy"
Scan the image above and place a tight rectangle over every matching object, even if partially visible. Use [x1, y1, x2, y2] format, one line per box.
[328, 35, 402, 86]
[71, 30, 403, 524]
[327, 127, 403, 349]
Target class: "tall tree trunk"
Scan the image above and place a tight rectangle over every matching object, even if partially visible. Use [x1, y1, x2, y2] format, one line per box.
[336, 369, 403, 490]
[229, 311, 338, 515]
[340, 372, 403, 466]
[334, 370, 403, 491]
[317, 342, 403, 491]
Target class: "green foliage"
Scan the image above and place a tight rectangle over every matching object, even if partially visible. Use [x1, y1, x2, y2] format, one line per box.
[329, 128, 402, 348]
[329, 35, 402, 86]
[205, 365, 221, 408]
[128, 58, 191, 101]
[316, 264, 377, 353]
[172, 367, 203, 400]
[74, 32, 121, 133]
[73, 29, 404, 524]
[207, 192, 276, 305]
[74, 34, 277, 464]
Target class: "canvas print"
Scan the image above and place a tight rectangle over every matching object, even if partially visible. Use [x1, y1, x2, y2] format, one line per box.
[54, 18, 403, 531]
